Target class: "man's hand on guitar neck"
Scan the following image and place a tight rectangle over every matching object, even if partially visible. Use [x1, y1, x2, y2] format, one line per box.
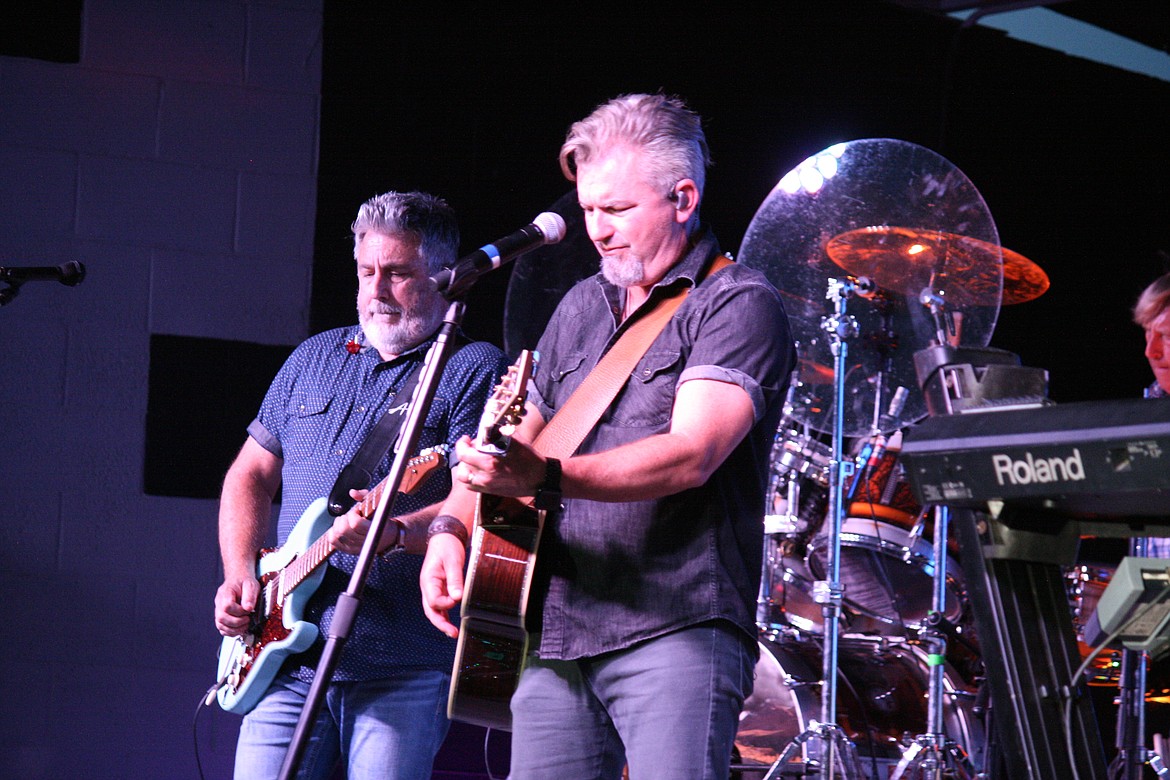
[329, 489, 443, 557]
[454, 433, 547, 499]
[327, 488, 385, 555]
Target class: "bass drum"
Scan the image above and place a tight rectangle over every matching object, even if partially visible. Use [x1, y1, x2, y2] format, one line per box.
[735, 635, 985, 778]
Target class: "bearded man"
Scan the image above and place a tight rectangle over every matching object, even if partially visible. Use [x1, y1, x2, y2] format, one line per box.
[213, 191, 508, 780]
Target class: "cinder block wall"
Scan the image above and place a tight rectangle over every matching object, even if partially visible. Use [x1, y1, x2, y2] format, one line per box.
[0, 2, 322, 777]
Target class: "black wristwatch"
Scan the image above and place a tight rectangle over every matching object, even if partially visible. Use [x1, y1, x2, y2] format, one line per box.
[534, 457, 562, 511]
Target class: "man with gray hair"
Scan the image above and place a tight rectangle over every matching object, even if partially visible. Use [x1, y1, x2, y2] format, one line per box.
[422, 94, 795, 779]
[214, 191, 509, 779]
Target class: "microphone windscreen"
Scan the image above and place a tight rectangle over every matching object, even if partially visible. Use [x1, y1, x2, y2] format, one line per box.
[532, 212, 567, 245]
[59, 261, 86, 286]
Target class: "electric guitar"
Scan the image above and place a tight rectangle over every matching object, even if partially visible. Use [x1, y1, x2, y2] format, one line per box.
[214, 446, 447, 714]
[448, 349, 544, 731]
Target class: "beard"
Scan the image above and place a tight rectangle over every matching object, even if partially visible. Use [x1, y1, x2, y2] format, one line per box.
[358, 298, 444, 357]
[600, 252, 646, 288]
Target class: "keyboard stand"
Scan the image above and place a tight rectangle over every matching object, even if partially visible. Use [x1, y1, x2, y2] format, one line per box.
[952, 504, 1109, 779]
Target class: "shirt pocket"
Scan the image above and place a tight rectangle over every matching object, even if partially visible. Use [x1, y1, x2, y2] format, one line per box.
[545, 352, 590, 405]
[612, 349, 681, 428]
[282, 391, 333, 464]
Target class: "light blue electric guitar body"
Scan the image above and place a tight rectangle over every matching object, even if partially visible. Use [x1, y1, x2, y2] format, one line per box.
[214, 449, 445, 714]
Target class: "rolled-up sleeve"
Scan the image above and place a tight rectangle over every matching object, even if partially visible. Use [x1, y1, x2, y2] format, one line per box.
[678, 272, 792, 422]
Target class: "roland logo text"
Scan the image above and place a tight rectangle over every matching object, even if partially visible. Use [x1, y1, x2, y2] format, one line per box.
[991, 448, 1086, 486]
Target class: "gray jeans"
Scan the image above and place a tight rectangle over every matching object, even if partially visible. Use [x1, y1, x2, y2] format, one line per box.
[508, 621, 756, 780]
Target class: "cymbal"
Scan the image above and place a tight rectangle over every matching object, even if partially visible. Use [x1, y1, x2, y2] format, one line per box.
[825, 226, 1049, 305]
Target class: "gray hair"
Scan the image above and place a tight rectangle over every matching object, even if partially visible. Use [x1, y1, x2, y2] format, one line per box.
[558, 93, 711, 198]
[351, 191, 459, 274]
[1134, 271, 1170, 328]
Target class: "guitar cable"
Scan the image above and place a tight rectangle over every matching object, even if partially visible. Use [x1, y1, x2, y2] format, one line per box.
[203, 677, 226, 707]
[193, 641, 230, 780]
[192, 687, 217, 780]
[483, 727, 503, 780]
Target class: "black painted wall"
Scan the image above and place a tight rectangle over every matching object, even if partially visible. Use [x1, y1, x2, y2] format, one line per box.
[312, 1, 1170, 405]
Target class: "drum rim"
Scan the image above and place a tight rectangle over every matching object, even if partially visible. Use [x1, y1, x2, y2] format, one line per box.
[804, 516, 967, 626]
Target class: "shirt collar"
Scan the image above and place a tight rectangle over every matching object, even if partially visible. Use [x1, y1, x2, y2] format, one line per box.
[595, 227, 722, 306]
[344, 325, 440, 367]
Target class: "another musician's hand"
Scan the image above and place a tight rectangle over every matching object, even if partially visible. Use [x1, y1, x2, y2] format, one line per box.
[328, 489, 372, 554]
[454, 435, 545, 498]
[214, 575, 259, 637]
[420, 533, 467, 638]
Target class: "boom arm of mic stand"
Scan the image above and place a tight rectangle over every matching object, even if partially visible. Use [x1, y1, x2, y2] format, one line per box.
[278, 300, 467, 780]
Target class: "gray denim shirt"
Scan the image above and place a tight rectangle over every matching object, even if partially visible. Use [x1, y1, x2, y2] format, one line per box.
[528, 230, 795, 659]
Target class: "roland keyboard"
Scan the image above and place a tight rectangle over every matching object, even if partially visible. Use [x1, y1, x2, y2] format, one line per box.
[900, 396, 1170, 517]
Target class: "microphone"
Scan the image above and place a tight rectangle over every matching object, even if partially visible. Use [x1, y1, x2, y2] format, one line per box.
[430, 212, 566, 299]
[886, 385, 909, 419]
[874, 384, 910, 438]
[0, 261, 86, 286]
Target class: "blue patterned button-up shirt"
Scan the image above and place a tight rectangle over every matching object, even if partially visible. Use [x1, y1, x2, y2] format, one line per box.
[248, 325, 508, 681]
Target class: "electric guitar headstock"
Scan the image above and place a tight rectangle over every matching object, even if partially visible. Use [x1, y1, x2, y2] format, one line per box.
[476, 350, 537, 456]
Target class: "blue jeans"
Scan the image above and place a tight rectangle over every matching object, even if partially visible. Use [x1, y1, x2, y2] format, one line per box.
[508, 621, 756, 780]
[234, 671, 451, 780]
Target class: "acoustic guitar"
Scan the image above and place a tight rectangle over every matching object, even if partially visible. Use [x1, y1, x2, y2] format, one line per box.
[448, 349, 544, 731]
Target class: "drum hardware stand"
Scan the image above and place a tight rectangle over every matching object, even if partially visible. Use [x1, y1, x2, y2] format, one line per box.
[765, 277, 869, 780]
[758, 372, 814, 633]
[1111, 646, 1168, 780]
[891, 504, 981, 779]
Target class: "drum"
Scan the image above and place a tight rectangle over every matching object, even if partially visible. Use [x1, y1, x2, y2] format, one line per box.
[806, 434, 966, 635]
[735, 635, 985, 776]
[759, 423, 832, 634]
[758, 542, 824, 635]
[806, 516, 966, 634]
[764, 422, 831, 549]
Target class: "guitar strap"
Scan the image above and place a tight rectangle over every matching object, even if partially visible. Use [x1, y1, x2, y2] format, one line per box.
[327, 360, 425, 516]
[327, 334, 469, 516]
[532, 253, 734, 460]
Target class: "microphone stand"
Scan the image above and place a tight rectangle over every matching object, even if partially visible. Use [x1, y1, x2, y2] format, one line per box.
[1, 262, 87, 306]
[889, 503, 980, 780]
[278, 300, 467, 780]
[766, 277, 866, 779]
[1111, 537, 1169, 780]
